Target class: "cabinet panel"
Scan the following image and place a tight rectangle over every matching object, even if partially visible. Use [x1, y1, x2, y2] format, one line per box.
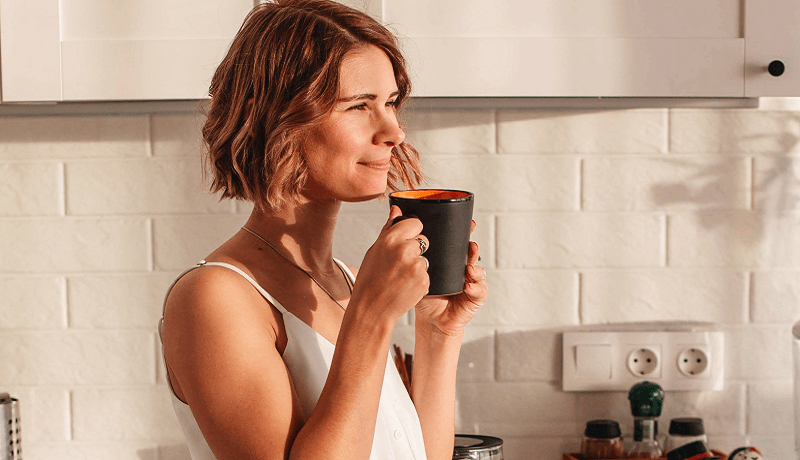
[744, 0, 800, 96]
[60, 0, 252, 40]
[385, 0, 741, 39]
[402, 38, 744, 97]
[2, 0, 797, 100]
[0, 0, 61, 102]
[1, 0, 251, 102]
[61, 40, 231, 100]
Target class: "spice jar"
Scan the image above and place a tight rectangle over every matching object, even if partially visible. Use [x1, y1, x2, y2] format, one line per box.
[581, 419, 624, 459]
[627, 381, 664, 458]
[666, 440, 720, 460]
[665, 418, 707, 453]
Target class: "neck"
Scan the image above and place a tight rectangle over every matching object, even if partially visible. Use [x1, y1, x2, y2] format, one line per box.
[242, 198, 341, 273]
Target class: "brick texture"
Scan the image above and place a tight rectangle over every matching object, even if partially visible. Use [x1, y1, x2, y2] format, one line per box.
[583, 156, 750, 211]
[1, 104, 798, 459]
[0, 162, 63, 216]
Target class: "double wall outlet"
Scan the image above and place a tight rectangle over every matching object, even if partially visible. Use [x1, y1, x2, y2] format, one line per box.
[562, 330, 724, 391]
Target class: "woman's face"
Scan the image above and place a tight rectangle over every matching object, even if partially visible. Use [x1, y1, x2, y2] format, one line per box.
[301, 45, 406, 204]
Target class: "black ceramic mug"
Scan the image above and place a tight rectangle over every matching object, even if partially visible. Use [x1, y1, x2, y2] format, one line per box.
[389, 189, 474, 296]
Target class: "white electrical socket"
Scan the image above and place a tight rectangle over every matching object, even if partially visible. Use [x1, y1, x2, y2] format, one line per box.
[627, 347, 661, 377]
[676, 347, 709, 376]
[562, 329, 724, 391]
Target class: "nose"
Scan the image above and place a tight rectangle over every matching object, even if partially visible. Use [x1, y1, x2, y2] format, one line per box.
[373, 110, 406, 147]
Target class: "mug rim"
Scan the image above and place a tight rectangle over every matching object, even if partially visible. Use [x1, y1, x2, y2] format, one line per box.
[389, 189, 473, 202]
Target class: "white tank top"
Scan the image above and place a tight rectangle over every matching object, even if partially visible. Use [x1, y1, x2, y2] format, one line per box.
[159, 260, 428, 460]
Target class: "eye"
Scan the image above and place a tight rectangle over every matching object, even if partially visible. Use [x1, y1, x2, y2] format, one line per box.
[386, 99, 398, 108]
[347, 103, 368, 111]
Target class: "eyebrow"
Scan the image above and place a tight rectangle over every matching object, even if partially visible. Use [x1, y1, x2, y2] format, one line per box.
[337, 90, 400, 103]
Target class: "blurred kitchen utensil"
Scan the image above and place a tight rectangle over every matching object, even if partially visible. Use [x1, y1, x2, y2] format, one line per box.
[453, 434, 503, 459]
[1, 393, 21, 460]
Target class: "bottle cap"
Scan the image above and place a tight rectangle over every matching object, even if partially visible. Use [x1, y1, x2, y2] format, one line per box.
[669, 417, 705, 436]
[728, 446, 762, 460]
[584, 419, 621, 439]
[628, 381, 665, 417]
[666, 440, 719, 460]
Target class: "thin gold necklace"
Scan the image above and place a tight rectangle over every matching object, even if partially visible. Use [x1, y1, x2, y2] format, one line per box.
[241, 226, 352, 311]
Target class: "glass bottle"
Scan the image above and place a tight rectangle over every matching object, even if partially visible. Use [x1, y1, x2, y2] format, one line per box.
[665, 417, 707, 453]
[627, 381, 665, 458]
[628, 416, 662, 458]
[581, 419, 625, 459]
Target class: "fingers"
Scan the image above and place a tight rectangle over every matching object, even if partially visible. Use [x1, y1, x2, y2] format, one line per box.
[384, 206, 428, 258]
[462, 261, 488, 312]
[465, 262, 487, 284]
[384, 206, 422, 235]
[383, 205, 404, 231]
[465, 241, 487, 293]
[467, 240, 480, 264]
[464, 260, 488, 309]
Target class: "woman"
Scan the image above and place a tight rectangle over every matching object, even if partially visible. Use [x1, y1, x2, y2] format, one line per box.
[159, 1, 488, 459]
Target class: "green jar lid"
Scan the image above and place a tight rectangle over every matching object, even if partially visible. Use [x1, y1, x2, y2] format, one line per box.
[628, 381, 664, 417]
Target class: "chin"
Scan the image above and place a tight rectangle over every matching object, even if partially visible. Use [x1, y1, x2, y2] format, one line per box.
[349, 179, 390, 201]
[347, 191, 386, 203]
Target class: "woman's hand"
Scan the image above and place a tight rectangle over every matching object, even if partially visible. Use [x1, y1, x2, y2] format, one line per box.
[414, 220, 487, 336]
[349, 206, 431, 324]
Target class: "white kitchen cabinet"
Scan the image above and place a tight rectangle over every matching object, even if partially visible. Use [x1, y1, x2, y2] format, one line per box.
[744, 0, 800, 96]
[1, 0, 797, 101]
[0, 0, 254, 102]
[379, 0, 799, 98]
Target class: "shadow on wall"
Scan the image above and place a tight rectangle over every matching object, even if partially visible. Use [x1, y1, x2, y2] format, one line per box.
[652, 113, 800, 254]
[748, 115, 800, 218]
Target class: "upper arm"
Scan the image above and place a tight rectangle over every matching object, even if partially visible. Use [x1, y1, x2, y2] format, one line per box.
[162, 267, 303, 460]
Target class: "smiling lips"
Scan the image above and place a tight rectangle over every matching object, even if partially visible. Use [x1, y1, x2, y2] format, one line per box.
[359, 158, 391, 170]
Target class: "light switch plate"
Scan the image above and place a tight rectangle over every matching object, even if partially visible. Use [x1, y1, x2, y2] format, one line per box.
[562, 330, 724, 392]
[575, 344, 612, 380]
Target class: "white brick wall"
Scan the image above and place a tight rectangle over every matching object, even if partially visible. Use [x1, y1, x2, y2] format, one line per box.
[2, 105, 799, 459]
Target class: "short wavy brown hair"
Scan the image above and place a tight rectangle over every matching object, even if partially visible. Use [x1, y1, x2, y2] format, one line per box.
[202, 0, 422, 211]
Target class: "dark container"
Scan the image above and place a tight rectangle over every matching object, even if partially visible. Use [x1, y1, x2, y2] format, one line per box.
[666, 440, 719, 460]
[452, 434, 503, 459]
[389, 190, 474, 296]
[581, 419, 624, 459]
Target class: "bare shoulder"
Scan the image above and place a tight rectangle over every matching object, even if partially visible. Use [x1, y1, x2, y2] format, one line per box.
[165, 264, 266, 322]
[162, 264, 302, 458]
[162, 263, 281, 348]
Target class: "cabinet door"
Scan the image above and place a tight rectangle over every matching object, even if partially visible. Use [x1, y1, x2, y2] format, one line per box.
[400, 37, 744, 97]
[59, 0, 254, 100]
[0, 0, 254, 102]
[385, 0, 746, 97]
[745, 0, 800, 96]
[0, 0, 62, 101]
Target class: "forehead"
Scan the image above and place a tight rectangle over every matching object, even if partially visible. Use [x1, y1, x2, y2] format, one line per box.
[338, 45, 397, 94]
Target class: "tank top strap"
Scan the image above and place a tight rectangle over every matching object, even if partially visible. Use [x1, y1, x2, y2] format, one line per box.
[333, 258, 356, 285]
[194, 260, 289, 314]
[161, 258, 353, 325]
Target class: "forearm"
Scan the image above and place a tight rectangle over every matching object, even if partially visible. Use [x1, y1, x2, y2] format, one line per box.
[289, 309, 395, 460]
[411, 320, 464, 460]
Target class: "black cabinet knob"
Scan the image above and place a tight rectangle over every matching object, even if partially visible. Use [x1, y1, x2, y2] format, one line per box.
[768, 60, 785, 77]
